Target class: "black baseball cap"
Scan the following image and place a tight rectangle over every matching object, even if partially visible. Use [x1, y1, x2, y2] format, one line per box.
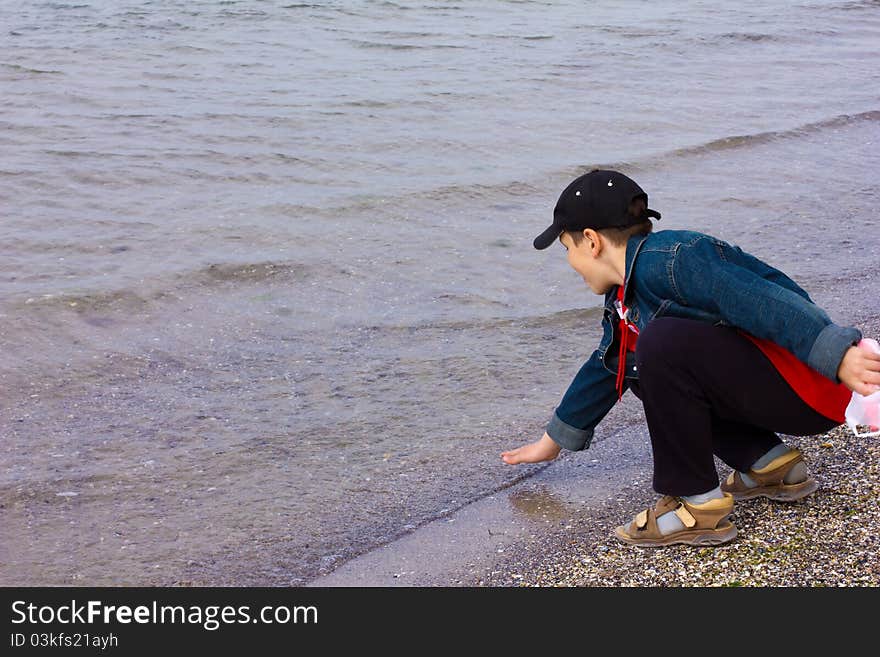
[533, 169, 661, 249]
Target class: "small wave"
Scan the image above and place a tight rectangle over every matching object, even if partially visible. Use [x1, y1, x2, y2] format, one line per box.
[464, 32, 553, 41]
[716, 32, 778, 43]
[42, 149, 101, 158]
[261, 176, 543, 223]
[186, 261, 313, 286]
[433, 293, 513, 309]
[368, 30, 445, 38]
[339, 99, 395, 109]
[1, 63, 63, 75]
[665, 109, 880, 158]
[13, 260, 338, 317]
[838, 0, 880, 10]
[271, 152, 308, 163]
[219, 9, 269, 18]
[597, 26, 676, 38]
[344, 39, 461, 51]
[423, 179, 544, 202]
[166, 44, 217, 53]
[259, 202, 322, 218]
[376, 1, 414, 9]
[549, 110, 880, 185]
[5, 235, 140, 258]
[353, 306, 604, 334]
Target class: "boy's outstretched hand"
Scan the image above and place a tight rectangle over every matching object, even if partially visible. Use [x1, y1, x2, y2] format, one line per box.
[837, 344, 880, 397]
[501, 432, 562, 465]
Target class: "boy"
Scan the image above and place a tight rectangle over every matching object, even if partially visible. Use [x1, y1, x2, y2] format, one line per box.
[501, 169, 880, 547]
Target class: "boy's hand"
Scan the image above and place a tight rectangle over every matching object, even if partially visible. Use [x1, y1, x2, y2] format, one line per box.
[501, 432, 562, 465]
[837, 344, 880, 396]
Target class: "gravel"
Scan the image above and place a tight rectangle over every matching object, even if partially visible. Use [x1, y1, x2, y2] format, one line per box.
[514, 426, 879, 586]
[475, 316, 880, 587]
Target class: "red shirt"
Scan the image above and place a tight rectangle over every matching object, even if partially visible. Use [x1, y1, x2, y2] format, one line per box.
[737, 330, 849, 423]
[614, 285, 849, 422]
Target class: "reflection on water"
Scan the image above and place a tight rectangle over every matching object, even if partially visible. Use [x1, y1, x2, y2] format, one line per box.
[508, 486, 571, 523]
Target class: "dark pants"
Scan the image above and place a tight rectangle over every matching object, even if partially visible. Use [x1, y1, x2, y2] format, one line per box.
[628, 317, 841, 497]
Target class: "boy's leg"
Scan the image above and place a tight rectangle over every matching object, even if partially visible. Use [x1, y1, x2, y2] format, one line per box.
[616, 317, 839, 545]
[629, 317, 840, 498]
[710, 416, 815, 500]
[709, 414, 782, 473]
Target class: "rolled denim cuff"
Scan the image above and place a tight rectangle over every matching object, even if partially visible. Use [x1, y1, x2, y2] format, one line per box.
[807, 323, 862, 382]
[546, 411, 593, 452]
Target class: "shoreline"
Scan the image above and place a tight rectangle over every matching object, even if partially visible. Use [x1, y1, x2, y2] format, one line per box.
[309, 420, 652, 586]
[315, 313, 880, 587]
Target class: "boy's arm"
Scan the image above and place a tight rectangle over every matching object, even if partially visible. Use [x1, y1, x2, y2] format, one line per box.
[501, 347, 621, 464]
[720, 242, 816, 303]
[545, 347, 622, 451]
[672, 236, 861, 383]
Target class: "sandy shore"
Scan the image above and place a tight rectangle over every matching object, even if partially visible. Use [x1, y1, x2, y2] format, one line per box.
[472, 315, 880, 587]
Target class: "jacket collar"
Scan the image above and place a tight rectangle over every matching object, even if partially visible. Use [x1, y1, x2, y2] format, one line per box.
[603, 232, 651, 313]
[622, 232, 651, 301]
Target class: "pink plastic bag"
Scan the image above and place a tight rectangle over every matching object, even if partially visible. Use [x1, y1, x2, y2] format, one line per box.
[845, 338, 880, 438]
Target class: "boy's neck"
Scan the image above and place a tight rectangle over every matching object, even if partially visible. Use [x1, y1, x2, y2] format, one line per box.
[608, 241, 628, 288]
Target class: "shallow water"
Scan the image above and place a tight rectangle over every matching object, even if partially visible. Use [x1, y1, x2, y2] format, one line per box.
[2, 0, 880, 584]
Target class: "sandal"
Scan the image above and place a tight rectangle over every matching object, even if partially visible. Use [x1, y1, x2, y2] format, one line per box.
[721, 448, 818, 502]
[614, 493, 737, 547]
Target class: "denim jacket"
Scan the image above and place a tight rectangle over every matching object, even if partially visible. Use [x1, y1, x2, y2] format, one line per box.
[547, 229, 862, 452]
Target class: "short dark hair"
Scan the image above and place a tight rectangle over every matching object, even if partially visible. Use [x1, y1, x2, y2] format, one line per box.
[563, 196, 653, 248]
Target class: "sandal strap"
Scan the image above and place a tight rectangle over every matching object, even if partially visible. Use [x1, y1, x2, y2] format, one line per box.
[681, 493, 735, 530]
[749, 450, 803, 485]
[629, 506, 663, 539]
[654, 494, 681, 516]
[674, 504, 697, 528]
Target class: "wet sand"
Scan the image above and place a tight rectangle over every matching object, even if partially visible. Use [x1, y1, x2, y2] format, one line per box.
[310, 422, 652, 586]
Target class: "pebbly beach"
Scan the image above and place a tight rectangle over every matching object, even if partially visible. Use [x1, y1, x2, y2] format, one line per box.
[481, 421, 880, 587]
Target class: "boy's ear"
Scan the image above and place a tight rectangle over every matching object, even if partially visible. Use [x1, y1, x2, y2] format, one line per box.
[584, 228, 601, 253]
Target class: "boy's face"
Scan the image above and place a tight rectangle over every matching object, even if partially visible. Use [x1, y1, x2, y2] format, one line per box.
[559, 230, 611, 295]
